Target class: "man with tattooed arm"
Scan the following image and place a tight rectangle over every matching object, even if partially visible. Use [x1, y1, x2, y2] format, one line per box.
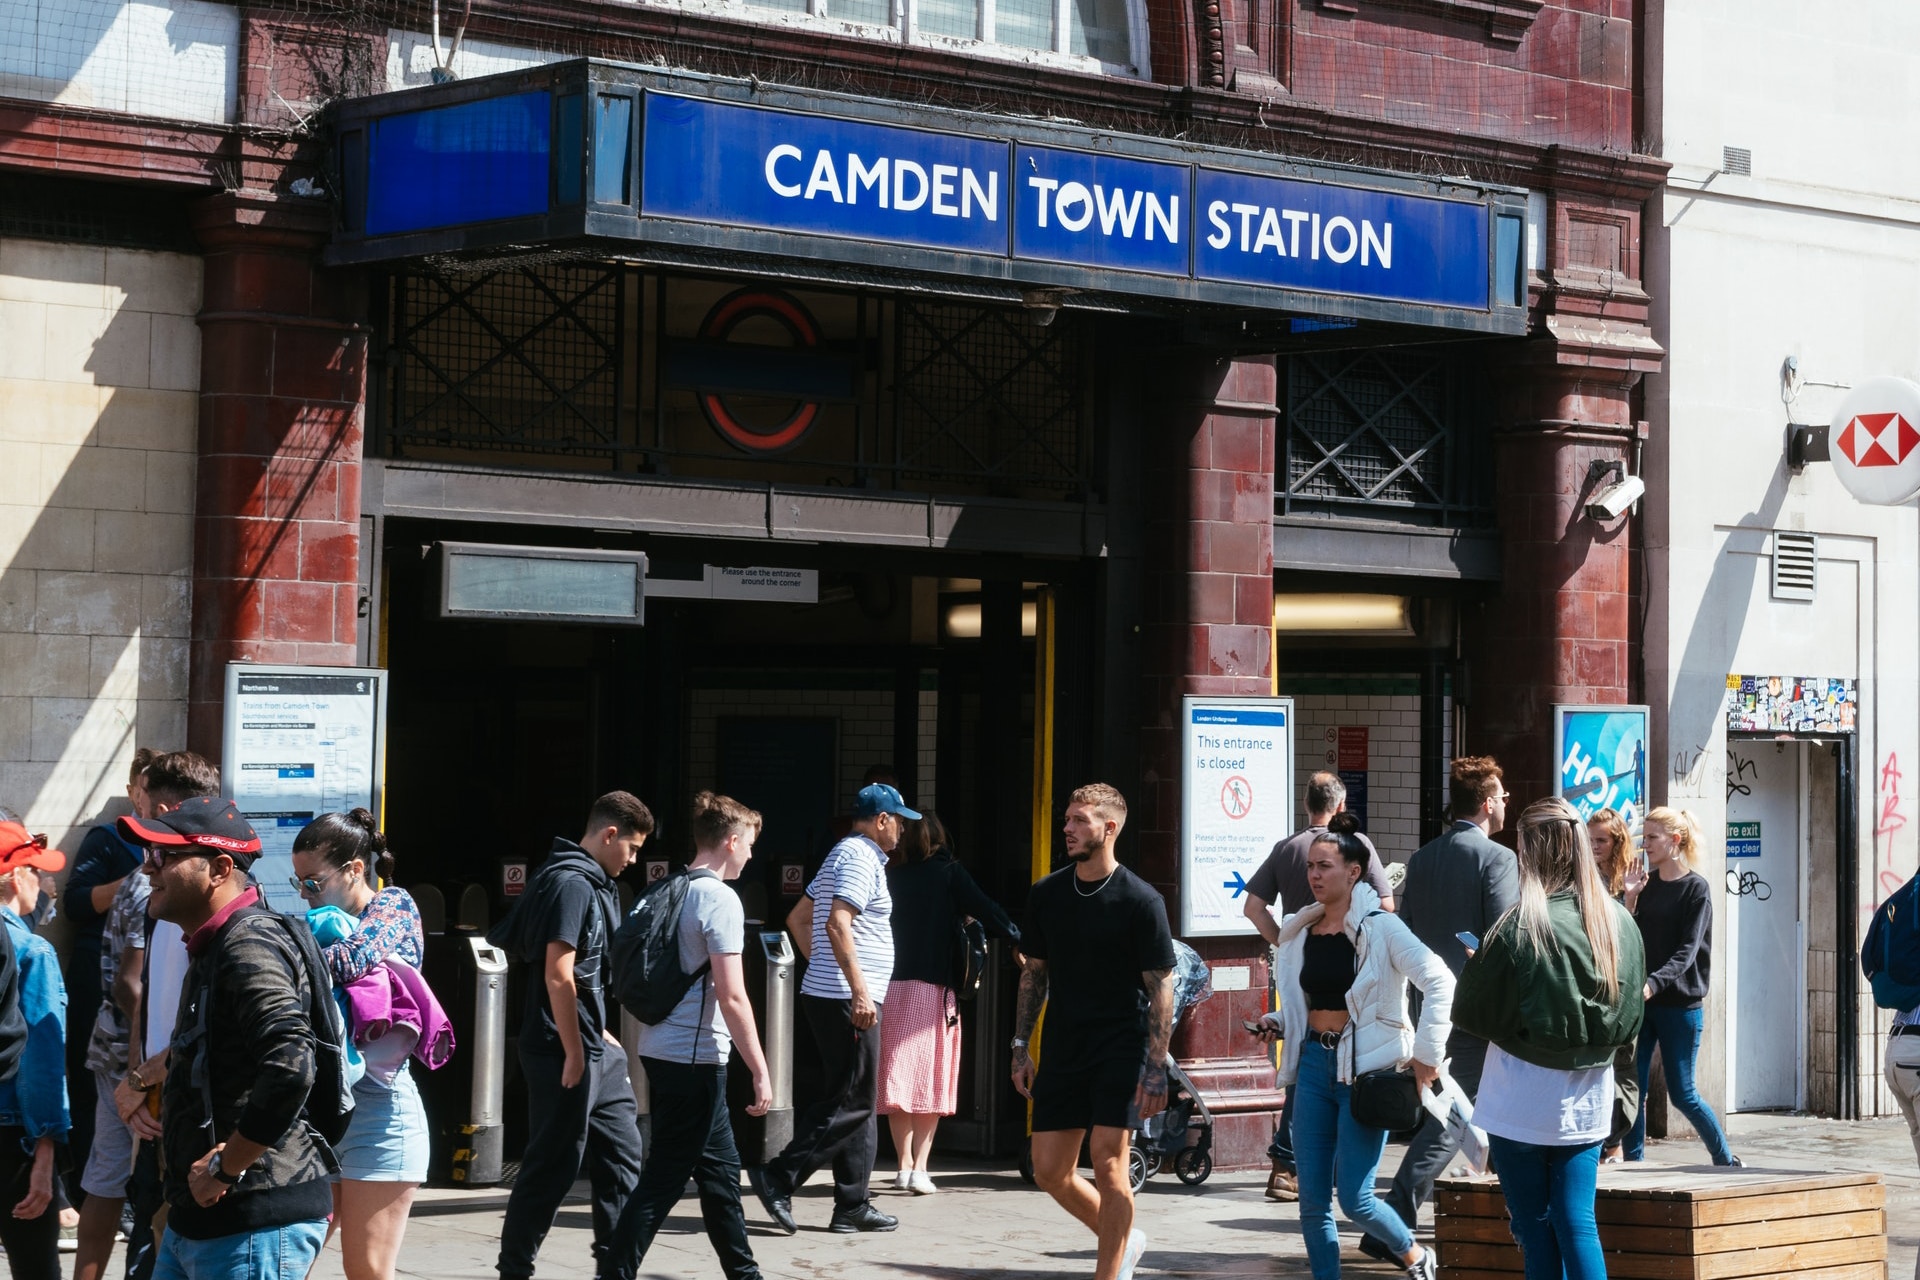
[1011, 784, 1175, 1280]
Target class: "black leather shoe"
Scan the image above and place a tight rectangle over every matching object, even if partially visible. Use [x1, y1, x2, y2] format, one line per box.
[746, 1166, 797, 1235]
[828, 1201, 899, 1233]
[1358, 1234, 1398, 1264]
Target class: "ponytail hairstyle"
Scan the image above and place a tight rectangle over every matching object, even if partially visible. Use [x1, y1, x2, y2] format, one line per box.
[688, 791, 762, 850]
[1644, 806, 1703, 870]
[1309, 811, 1372, 877]
[1587, 807, 1634, 897]
[1513, 797, 1623, 1001]
[293, 808, 394, 886]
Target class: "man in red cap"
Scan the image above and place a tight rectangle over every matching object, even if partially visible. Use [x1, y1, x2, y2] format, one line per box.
[0, 815, 71, 1279]
[116, 798, 334, 1280]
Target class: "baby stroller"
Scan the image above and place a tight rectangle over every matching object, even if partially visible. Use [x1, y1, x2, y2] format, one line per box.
[1128, 939, 1216, 1192]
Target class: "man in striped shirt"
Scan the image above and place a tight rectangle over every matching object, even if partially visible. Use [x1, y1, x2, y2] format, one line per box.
[749, 784, 916, 1236]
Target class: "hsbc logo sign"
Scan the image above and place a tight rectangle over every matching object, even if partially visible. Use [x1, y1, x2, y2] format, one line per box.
[1836, 412, 1919, 468]
[1830, 377, 1920, 506]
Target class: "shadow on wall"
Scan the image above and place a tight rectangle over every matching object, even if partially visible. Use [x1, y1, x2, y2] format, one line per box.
[0, 246, 197, 921]
[1667, 462, 1792, 777]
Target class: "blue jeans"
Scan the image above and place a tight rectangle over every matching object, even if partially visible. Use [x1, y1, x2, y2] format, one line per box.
[1487, 1136, 1606, 1280]
[1292, 1041, 1414, 1279]
[1626, 1004, 1735, 1164]
[152, 1220, 328, 1280]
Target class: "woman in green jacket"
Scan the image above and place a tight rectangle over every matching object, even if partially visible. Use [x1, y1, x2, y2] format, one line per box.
[1453, 797, 1646, 1280]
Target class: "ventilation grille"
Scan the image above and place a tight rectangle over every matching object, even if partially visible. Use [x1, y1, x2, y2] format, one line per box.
[1723, 146, 1753, 177]
[1772, 531, 1818, 602]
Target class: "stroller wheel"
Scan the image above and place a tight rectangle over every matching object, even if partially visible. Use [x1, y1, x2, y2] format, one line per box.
[1172, 1148, 1213, 1185]
[1127, 1146, 1154, 1193]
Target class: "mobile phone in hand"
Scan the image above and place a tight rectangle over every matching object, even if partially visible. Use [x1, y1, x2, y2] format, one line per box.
[1243, 1018, 1266, 1034]
[1455, 931, 1480, 951]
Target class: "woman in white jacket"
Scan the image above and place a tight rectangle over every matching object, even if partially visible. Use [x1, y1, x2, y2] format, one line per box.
[1255, 815, 1452, 1280]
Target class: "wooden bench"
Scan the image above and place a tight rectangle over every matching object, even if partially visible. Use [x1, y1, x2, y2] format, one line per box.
[1435, 1167, 1886, 1280]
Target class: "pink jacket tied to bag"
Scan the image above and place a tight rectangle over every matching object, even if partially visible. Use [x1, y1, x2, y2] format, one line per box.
[343, 958, 456, 1080]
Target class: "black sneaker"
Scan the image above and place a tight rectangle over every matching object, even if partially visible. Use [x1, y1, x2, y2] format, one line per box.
[828, 1201, 899, 1233]
[1406, 1245, 1437, 1280]
[1358, 1235, 1399, 1264]
[746, 1166, 797, 1235]
[1720, 1155, 1746, 1169]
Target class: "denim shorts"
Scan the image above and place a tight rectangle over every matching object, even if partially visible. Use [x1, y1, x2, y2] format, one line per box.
[334, 1067, 431, 1182]
[81, 1069, 137, 1198]
[152, 1219, 327, 1280]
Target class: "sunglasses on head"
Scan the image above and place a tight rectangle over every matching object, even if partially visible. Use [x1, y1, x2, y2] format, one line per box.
[0, 834, 47, 862]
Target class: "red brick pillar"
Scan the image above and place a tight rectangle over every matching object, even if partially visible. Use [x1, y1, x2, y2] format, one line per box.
[1138, 350, 1284, 1168]
[1468, 364, 1640, 810]
[187, 193, 367, 758]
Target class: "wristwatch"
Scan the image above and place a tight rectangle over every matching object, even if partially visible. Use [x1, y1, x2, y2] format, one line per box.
[1009, 1038, 1028, 1051]
[208, 1151, 241, 1186]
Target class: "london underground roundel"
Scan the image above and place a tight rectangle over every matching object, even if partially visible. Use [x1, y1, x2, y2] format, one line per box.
[1830, 376, 1920, 506]
[696, 289, 823, 456]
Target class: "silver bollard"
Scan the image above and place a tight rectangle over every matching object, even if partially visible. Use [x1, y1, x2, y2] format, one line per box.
[732, 927, 795, 1163]
[452, 937, 508, 1185]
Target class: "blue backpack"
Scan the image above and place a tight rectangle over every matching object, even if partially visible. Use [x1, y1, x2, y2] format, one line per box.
[1863, 874, 1920, 1010]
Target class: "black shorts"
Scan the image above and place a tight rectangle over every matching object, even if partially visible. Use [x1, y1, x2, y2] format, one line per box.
[1031, 1053, 1142, 1133]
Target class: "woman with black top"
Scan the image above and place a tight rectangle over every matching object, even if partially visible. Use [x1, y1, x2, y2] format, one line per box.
[878, 812, 1020, 1194]
[1622, 806, 1741, 1166]
[1253, 815, 1450, 1280]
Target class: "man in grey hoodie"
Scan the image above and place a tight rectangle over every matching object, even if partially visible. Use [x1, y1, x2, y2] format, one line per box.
[1361, 756, 1518, 1260]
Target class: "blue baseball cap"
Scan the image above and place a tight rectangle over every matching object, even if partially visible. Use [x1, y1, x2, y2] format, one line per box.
[853, 783, 921, 821]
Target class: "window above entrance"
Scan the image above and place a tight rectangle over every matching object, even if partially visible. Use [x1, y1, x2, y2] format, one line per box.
[634, 0, 1147, 80]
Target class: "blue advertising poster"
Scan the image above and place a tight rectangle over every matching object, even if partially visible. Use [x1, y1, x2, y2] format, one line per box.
[364, 91, 552, 236]
[1554, 705, 1651, 828]
[1193, 168, 1490, 309]
[1012, 145, 1189, 277]
[642, 94, 1009, 256]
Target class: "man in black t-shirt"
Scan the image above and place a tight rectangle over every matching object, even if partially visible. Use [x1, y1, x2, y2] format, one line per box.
[492, 792, 654, 1280]
[1012, 784, 1175, 1280]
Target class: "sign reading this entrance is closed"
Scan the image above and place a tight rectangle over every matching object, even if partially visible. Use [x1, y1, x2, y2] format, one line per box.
[1180, 696, 1295, 936]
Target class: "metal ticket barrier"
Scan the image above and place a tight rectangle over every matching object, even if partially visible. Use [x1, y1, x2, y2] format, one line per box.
[728, 926, 795, 1165]
[423, 934, 510, 1185]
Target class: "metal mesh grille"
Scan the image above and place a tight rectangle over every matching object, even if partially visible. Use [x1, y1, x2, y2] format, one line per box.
[1281, 349, 1489, 523]
[893, 301, 1084, 495]
[385, 265, 623, 460]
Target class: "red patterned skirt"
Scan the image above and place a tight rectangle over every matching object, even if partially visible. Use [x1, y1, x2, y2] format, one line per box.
[877, 979, 963, 1116]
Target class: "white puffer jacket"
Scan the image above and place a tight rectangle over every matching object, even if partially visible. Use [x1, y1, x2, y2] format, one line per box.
[1271, 882, 1454, 1087]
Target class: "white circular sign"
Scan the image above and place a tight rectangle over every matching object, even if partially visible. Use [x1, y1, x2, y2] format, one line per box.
[1830, 376, 1920, 505]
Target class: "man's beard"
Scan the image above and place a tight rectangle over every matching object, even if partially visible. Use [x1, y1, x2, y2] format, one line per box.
[1067, 839, 1105, 863]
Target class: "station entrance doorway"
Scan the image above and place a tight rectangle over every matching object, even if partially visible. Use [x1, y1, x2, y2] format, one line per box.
[377, 526, 1097, 1160]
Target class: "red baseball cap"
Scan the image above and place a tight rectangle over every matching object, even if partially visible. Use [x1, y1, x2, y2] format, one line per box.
[0, 823, 67, 876]
[119, 797, 262, 867]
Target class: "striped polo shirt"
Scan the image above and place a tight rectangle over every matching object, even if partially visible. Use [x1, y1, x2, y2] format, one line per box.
[801, 834, 895, 1004]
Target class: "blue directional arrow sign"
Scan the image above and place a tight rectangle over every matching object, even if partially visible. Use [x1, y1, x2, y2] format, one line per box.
[1224, 871, 1248, 899]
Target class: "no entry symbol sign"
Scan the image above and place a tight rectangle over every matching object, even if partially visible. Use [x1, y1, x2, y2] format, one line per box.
[1221, 775, 1253, 820]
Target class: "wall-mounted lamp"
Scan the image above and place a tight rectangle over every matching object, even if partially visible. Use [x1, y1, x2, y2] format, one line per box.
[944, 601, 1039, 639]
[1272, 593, 1413, 636]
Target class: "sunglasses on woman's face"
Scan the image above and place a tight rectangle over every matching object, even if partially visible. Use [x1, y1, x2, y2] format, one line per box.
[290, 868, 340, 896]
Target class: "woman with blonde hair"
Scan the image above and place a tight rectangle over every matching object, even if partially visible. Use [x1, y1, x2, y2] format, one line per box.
[1586, 807, 1634, 898]
[1453, 798, 1644, 1280]
[1621, 807, 1740, 1165]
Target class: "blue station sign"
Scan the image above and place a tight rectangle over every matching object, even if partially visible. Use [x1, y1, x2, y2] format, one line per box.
[332, 60, 1529, 334]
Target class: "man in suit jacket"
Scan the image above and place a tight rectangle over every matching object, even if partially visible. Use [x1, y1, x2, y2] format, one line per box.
[1362, 756, 1519, 1261]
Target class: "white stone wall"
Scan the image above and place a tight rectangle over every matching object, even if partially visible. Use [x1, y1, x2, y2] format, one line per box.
[1646, 0, 1920, 1117]
[0, 0, 239, 124]
[0, 237, 200, 847]
[1281, 679, 1448, 866]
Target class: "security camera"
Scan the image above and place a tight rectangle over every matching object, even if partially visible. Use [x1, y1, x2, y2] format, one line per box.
[1585, 474, 1646, 521]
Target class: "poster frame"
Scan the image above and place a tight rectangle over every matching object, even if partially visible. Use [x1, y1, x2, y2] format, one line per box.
[221, 662, 389, 911]
[1179, 693, 1295, 939]
[1551, 702, 1651, 826]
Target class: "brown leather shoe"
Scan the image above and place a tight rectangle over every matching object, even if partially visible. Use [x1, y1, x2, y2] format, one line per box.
[1266, 1168, 1298, 1202]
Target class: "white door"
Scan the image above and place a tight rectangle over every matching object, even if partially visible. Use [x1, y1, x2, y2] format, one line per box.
[1723, 740, 1803, 1110]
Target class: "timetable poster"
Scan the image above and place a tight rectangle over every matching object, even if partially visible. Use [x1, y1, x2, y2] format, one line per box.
[222, 665, 388, 914]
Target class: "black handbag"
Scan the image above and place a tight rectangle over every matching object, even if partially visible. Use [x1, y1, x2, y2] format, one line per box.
[1348, 1066, 1424, 1131]
[951, 916, 989, 999]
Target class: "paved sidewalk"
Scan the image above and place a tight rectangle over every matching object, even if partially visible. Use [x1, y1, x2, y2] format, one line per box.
[306, 1111, 1920, 1280]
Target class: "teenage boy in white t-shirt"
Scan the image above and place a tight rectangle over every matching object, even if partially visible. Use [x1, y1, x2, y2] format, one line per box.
[605, 794, 772, 1280]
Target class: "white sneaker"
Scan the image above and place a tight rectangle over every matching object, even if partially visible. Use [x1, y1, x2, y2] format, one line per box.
[909, 1171, 936, 1195]
[1117, 1228, 1147, 1280]
[893, 1169, 913, 1190]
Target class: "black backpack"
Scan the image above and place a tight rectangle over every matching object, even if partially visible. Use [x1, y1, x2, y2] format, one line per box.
[215, 913, 355, 1151]
[610, 871, 711, 1025]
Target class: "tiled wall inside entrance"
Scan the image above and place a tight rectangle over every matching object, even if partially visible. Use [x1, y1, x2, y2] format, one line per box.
[685, 680, 938, 814]
[1281, 674, 1450, 865]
